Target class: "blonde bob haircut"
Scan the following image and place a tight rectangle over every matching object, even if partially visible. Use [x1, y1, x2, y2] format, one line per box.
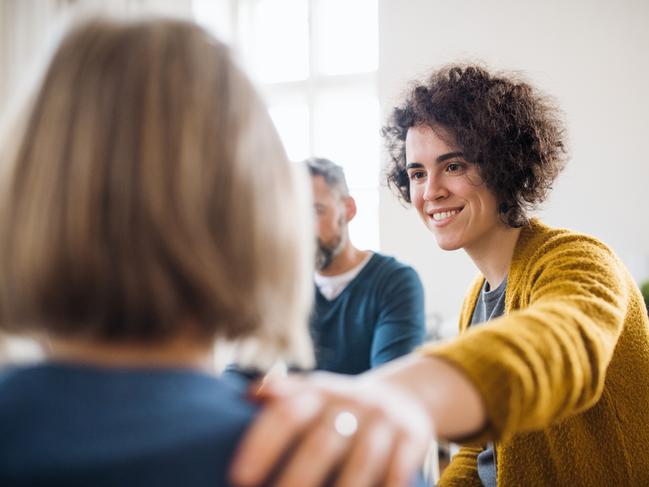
[0, 18, 314, 367]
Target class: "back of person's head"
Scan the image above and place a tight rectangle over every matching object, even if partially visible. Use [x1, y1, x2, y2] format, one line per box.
[303, 157, 350, 199]
[0, 18, 313, 365]
[383, 64, 568, 227]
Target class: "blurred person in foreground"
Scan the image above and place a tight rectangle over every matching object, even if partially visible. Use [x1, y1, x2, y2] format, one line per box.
[0, 18, 318, 486]
[230, 65, 649, 487]
[305, 157, 425, 374]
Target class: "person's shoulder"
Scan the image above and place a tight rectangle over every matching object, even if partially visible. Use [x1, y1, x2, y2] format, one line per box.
[162, 371, 259, 427]
[0, 364, 258, 486]
[370, 252, 418, 274]
[0, 362, 259, 425]
[516, 219, 617, 264]
[511, 219, 630, 295]
[376, 252, 422, 282]
[365, 253, 423, 295]
[0, 363, 54, 408]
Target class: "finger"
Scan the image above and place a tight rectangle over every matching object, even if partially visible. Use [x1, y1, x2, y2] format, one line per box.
[229, 390, 322, 486]
[383, 432, 428, 487]
[253, 375, 307, 400]
[334, 419, 394, 487]
[275, 410, 354, 487]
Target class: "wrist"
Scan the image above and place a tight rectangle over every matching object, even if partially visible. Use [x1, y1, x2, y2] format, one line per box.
[364, 353, 487, 440]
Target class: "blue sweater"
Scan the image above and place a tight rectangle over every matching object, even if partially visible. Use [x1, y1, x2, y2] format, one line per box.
[310, 253, 425, 374]
[0, 363, 256, 486]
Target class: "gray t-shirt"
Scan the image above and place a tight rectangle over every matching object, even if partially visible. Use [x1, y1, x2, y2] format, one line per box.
[470, 276, 507, 487]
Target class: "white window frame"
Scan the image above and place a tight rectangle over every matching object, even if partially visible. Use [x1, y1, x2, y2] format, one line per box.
[193, 0, 380, 249]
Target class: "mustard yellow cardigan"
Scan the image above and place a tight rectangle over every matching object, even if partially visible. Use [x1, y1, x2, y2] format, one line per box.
[421, 220, 649, 486]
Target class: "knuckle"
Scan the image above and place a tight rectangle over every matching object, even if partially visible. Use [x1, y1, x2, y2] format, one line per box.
[355, 397, 387, 420]
[311, 422, 341, 451]
[271, 398, 305, 424]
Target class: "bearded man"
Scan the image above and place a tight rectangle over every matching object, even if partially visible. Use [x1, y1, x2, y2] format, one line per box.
[305, 157, 425, 374]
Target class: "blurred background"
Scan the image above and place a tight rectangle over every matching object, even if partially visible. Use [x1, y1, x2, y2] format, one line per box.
[1, 0, 648, 358]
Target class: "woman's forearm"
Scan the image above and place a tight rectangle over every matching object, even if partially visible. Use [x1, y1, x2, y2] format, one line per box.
[367, 353, 487, 440]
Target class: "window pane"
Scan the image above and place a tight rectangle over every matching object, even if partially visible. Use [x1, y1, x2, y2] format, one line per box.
[192, 0, 234, 44]
[348, 188, 379, 251]
[313, 90, 379, 189]
[268, 101, 310, 162]
[314, 0, 378, 75]
[313, 89, 379, 251]
[249, 0, 309, 83]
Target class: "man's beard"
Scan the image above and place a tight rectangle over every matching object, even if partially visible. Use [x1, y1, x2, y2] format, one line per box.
[315, 221, 347, 271]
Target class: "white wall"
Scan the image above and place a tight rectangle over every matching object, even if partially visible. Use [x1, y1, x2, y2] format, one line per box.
[378, 0, 649, 336]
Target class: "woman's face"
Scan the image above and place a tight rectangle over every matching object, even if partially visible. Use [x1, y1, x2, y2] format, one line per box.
[405, 124, 504, 253]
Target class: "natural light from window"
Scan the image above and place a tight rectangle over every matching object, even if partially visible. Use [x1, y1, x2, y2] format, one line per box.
[193, 0, 380, 251]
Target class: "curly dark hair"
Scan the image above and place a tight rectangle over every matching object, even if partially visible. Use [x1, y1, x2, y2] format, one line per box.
[382, 64, 568, 227]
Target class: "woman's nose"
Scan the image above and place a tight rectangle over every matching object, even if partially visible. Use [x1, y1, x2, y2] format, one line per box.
[423, 174, 448, 201]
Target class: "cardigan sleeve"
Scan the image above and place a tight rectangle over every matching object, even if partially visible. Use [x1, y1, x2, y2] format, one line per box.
[437, 445, 484, 487]
[419, 233, 630, 443]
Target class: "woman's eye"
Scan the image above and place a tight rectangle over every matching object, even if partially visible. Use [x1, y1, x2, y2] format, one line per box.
[408, 171, 425, 181]
[446, 162, 465, 174]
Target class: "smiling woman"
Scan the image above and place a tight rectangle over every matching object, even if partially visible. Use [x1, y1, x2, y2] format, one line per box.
[379, 64, 649, 487]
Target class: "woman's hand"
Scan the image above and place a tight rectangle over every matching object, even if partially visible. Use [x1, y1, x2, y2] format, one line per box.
[228, 370, 433, 487]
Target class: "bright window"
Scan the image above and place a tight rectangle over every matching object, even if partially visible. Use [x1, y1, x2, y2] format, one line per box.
[193, 0, 380, 251]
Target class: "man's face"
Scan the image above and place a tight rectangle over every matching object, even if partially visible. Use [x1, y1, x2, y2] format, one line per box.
[405, 124, 503, 254]
[311, 175, 348, 271]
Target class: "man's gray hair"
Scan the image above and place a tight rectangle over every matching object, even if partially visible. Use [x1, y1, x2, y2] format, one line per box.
[303, 157, 350, 197]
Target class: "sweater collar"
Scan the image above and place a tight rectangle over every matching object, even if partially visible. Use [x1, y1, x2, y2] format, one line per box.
[505, 218, 548, 310]
[461, 218, 547, 331]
